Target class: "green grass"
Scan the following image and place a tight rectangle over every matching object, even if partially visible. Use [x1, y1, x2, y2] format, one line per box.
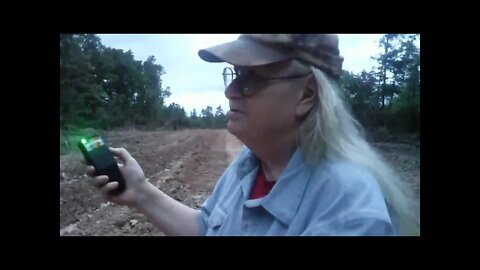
[60, 130, 80, 155]
[60, 127, 107, 155]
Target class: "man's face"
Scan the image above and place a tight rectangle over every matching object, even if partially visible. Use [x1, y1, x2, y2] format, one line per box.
[224, 60, 312, 144]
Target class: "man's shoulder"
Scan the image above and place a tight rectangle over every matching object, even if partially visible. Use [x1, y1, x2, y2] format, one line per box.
[303, 158, 392, 230]
[309, 159, 380, 195]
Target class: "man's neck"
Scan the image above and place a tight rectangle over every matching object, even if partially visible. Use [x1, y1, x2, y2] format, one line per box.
[247, 131, 297, 182]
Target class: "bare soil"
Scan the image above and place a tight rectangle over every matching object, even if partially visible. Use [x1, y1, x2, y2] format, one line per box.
[60, 129, 419, 236]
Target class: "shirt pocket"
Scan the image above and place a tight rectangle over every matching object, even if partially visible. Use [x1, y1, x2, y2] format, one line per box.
[206, 205, 227, 233]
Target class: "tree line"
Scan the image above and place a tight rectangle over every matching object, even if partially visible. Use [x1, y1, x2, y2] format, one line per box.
[60, 34, 419, 137]
[339, 34, 420, 137]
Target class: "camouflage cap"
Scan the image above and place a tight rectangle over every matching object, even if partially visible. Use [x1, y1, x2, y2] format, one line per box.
[198, 34, 344, 78]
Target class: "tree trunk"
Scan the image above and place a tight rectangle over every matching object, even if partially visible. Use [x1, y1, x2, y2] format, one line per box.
[381, 40, 388, 110]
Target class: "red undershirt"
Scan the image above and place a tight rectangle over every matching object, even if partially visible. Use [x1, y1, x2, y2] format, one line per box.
[249, 166, 276, 199]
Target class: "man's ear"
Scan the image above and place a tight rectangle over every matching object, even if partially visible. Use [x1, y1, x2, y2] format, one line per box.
[295, 76, 318, 118]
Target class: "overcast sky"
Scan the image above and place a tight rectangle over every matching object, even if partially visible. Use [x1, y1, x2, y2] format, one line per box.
[97, 34, 413, 115]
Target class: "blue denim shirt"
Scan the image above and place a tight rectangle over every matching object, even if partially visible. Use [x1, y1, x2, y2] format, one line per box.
[198, 146, 398, 236]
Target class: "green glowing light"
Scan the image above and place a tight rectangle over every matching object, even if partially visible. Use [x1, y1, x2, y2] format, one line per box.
[81, 139, 87, 144]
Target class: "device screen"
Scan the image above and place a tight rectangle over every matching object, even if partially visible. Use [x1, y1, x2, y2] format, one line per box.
[81, 135, 104, 152]
[80, 135, 116, 170]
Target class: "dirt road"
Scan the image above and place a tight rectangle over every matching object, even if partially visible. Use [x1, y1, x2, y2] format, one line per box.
[59, 129, 419, 236]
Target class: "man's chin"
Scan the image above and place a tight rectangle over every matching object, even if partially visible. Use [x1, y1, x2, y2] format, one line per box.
[227, 121, 242, 137]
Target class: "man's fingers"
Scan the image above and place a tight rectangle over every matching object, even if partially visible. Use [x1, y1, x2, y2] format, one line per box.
[109, 147, 132, 164]
[86, 166, 95, 176]
[91, 175, 109, 188]
[100, 181, 119, 196]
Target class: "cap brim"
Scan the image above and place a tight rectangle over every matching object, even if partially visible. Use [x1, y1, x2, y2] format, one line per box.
[198, 37, 293, 67]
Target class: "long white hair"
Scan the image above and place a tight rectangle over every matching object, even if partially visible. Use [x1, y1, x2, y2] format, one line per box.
[298, 66, 420, 236]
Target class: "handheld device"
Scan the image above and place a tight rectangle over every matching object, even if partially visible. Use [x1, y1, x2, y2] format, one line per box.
[78, 134, 126, 195]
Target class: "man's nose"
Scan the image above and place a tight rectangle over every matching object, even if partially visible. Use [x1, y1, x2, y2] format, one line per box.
[225, 81, 243, 100]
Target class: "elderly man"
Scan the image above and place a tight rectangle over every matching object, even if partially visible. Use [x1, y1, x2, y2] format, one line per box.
[86, 34, 419, 236]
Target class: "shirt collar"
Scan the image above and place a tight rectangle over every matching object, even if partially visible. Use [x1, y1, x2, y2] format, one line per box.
[237, 146, 313, 225]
